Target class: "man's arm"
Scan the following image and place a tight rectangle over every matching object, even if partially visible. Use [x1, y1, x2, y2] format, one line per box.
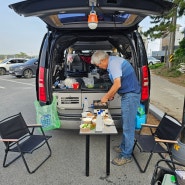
[101, 77, 121, 103]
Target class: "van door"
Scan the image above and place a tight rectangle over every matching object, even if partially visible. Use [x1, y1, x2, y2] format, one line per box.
[133, 31, 150, 111]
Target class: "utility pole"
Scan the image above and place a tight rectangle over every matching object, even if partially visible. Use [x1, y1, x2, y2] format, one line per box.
[168, 7, 177, 68]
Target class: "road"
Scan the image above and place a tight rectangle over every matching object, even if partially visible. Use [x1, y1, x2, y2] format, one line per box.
[150, 73, 185, 122]
[0, 74, 184, 185]
[0, 75, 159, 185]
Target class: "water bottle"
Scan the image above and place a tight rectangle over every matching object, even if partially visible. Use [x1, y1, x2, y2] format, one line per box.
[83, 97, 89, 112]
[96, 111, 103, 132]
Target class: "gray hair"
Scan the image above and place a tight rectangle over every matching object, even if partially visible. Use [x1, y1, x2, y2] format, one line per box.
[91, 50, 109, 65]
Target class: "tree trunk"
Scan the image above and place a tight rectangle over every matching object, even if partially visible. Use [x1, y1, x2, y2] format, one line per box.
[168, 8, 177, 68]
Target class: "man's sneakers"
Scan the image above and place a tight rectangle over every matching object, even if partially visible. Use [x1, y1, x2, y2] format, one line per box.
[112, 156, 132, 166]
[112, 146, 132, 166]
[113, 146, 122, 153]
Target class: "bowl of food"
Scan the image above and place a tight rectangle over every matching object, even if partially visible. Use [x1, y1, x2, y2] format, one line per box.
[92, 118, 96, 123]
[86, 112, 95, 118]
[80, 124, 91, 132]
[81, 111, 90, 117]
[103, 118, 114, 126]
[81, 117, 92, 124]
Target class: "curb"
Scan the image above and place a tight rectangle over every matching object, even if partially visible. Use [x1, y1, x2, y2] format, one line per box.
[149, 104, 164, 121]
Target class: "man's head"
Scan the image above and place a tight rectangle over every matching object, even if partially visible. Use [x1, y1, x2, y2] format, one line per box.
[91, 50, 109, 70]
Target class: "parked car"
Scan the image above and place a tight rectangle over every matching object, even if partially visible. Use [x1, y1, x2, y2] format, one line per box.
[147, 56, 161, 65]
[10, 0, 173, 129]
[9, 58, 38, 78]
[0, 58, 28, 75]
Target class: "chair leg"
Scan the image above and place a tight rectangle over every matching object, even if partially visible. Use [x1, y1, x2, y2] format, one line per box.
[3, 151, 22, 167]
[20, 148, 51, 174]
[19, 140, 52, 174]
[132, 151, 154, 173]
[3, 140, 52, 174]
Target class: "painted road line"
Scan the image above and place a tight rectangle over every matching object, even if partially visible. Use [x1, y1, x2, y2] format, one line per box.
[0, 78, 35, 86]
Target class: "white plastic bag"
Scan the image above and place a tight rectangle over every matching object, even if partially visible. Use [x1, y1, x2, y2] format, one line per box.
[83, 77, 94, 88]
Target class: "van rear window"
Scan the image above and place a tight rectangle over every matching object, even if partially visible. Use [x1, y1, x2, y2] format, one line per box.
[58, 13, 130, 24]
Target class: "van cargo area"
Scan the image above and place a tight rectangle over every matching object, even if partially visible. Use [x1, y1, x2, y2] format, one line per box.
[53, 70, 122, 129]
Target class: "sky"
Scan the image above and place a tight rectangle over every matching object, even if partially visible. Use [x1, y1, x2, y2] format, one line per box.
[1, 0, 47, 56]
[1, 0, 185, 56]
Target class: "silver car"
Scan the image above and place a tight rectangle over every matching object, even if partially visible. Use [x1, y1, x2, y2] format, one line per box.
[0, 58, 28, 75]
[9, 58, 38, 78]
[147, 56, 161, 65]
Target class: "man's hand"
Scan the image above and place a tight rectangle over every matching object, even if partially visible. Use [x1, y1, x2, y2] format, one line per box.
[101, 96, 108, 103]
[108, 97, 114, 101]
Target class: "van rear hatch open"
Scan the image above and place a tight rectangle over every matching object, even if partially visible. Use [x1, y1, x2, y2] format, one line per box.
[9, 0, 173, 30]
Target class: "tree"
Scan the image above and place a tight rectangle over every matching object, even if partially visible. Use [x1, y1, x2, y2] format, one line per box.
[174, 38, 185, 65]
[15, 52, 29, 58]
[142, 0, 185, 67]
[143, 0, 185, 40]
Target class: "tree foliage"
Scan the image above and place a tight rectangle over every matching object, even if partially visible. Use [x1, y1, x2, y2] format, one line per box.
[174, 38, 185, 65]
[15, 52, 29, 58]
[143, 0, 185, 40]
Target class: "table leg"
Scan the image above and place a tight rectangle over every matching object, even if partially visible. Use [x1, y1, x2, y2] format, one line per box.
[106, 135, 110, 176]
[86, 135, 90, 176]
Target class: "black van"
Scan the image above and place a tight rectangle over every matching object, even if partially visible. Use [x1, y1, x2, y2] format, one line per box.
[9, 0, 173, 129]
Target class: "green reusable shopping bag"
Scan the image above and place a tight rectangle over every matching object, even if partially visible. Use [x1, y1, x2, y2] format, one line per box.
[34, 96, 61, 131]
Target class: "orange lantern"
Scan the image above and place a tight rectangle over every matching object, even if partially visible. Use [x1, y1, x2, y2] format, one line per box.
[88, 11, 98, 30]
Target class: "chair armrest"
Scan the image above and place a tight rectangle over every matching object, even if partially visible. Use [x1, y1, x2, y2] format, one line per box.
[0, 139, 18, 142]
[141, 124, 158, 128]
[27, 124, 42, 127]
[155, 138, 178, 144]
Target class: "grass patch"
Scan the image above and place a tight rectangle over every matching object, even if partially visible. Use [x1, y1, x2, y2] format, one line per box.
[150, 63, 182, 78]
[148, 63, 163, 70]
[149, 63, 185, 87]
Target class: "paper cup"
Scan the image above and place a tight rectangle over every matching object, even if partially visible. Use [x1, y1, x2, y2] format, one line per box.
[72, 82, 79, 89]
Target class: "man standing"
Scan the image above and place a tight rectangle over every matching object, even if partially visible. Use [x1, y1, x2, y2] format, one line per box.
[91, 50, 141, 166]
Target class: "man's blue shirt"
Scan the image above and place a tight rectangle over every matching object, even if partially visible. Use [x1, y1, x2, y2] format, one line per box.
[107, 56, 141, 94]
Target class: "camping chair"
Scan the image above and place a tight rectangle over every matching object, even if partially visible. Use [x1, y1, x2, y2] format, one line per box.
[0, 112, 52, 174]
[132, 113, 182, 173]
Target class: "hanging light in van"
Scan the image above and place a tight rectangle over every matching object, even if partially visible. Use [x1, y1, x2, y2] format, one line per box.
[88, 10, 98, 30]
[88, 1, 98, 30]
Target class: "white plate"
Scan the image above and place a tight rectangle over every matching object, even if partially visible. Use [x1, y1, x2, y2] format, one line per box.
[81, 117, 92, 122]
[81, 111, 91, 117]
[103, 118, 114, 125]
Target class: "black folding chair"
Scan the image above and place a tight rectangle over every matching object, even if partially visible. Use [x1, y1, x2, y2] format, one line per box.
[0, 112, 52, 174]
[132, 113, 182, 173]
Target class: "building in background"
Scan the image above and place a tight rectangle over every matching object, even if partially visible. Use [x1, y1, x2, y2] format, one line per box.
[139, 24, 184, 61]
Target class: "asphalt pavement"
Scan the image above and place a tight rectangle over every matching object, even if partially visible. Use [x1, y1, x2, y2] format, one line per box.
[0, 74, 184, 185]
[149, 73, 185, 122]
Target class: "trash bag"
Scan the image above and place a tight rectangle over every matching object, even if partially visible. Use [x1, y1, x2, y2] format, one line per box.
[135, 103, 146, 129]
[34, 96, 61, 131]
[137, 103, 145, 116]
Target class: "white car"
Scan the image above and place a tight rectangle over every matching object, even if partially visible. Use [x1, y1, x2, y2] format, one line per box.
[0, 58, 28, 75]
[147, 56, 161, 65]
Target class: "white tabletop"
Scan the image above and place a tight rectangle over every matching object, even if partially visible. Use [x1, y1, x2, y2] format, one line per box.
[79, 109, 118, 135]
[80, 124, 118, 135]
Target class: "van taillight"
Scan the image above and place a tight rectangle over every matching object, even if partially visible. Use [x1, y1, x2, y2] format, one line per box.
[38, 67, 46, 102]
[141, 66, 149, 101]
